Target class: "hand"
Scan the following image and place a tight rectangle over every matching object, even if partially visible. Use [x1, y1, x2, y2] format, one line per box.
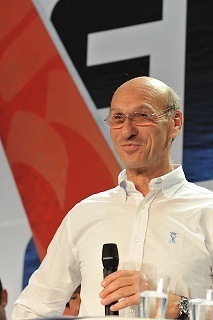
[99, 270, 140, 311]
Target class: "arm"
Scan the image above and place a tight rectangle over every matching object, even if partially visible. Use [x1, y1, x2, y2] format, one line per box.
[12, 215, 80, 320]
[99, 270, 182, 319]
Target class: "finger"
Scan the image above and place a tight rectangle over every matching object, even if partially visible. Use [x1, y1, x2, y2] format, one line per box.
[101, 269, 137, 287]
[100, 273, 138, 299]
[106, 293, 140, 312]
[100, 286, 134, 304]
[100, 278, 139, 304]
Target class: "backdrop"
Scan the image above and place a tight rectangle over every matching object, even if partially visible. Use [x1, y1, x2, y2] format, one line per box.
[0, 0, 212, 317]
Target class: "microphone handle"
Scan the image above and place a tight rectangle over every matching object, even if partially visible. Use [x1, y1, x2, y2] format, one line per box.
[103, 267, 119, 316]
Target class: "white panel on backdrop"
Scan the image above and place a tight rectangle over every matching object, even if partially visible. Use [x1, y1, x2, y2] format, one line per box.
[0, 140, 32, 318]
[36, 0, 58, 18]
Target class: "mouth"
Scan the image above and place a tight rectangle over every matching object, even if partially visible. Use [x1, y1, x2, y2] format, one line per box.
[120, 142, 142, 153]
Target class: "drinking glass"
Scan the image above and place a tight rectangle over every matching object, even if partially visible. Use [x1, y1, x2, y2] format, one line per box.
[138, 272, 170, 319]
[189, 284, 213, 320]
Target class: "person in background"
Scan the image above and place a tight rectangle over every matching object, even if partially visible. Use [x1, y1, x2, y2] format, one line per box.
[64, 285, 81, 316]
[0, 279, 8, 320]
[12, 76, 213, 319]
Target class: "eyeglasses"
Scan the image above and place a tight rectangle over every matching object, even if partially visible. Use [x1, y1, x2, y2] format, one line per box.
[104, 107, 174, 129]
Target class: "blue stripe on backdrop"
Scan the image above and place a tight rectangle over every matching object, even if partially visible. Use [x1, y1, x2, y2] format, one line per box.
[22, 238, 40, 289]
[183, 0, 213, 183]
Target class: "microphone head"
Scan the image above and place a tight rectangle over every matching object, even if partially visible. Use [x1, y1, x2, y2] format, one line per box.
[102, 243, 119, 268]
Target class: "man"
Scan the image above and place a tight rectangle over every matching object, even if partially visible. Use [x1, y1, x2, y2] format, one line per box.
[0, 279, 8, 320]
[12, 76, 213, 319]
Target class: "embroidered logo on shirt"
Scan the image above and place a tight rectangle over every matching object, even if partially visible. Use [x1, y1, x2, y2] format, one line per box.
[169, 232, 178, 243]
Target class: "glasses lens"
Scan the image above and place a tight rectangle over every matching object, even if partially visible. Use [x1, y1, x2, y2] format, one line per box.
[132, 113, 151, 125]
[108, 114, 124, 128]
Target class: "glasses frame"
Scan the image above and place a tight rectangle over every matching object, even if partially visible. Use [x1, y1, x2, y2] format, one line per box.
[104, 106, 175, 128]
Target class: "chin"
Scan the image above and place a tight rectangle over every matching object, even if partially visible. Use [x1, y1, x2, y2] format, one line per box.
[124, 162, 144, 170]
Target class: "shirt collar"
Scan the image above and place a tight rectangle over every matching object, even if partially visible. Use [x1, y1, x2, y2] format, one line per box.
[118, 170, 139, 201]
[118, 165, 186, 199]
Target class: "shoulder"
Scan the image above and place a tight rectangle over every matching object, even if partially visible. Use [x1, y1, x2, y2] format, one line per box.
[81, 185, 121, 202]
[184, 181, 213, 196]
[66, 185, 123, 216]
[183, 182, 213, 214]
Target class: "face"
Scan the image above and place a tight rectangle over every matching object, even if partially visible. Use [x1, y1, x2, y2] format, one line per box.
[110, 78, 182, 176]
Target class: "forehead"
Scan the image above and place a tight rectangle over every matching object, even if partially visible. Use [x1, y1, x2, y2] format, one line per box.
[110, 104, 154, 115]
[110, 81, 167, 113]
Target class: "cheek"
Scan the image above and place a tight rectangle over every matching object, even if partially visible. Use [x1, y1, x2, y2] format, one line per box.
[156, 124, 171, 141]
[148, 128, 169, 151]
[110, 131, 119, 147]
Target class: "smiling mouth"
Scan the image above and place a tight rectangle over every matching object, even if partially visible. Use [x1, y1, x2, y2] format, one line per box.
[120, 143, 141, 152]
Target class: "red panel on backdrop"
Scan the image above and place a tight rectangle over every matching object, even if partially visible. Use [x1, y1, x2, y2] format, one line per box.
[0, 1, 121, 260]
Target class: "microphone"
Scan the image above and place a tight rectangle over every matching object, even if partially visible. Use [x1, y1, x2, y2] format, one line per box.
[102, 243, 119, 316]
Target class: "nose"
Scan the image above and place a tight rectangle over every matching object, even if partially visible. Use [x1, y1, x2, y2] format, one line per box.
[121, 117, 138, 139]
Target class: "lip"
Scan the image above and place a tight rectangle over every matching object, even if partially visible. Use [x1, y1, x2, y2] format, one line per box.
[120, 142, 142, 152]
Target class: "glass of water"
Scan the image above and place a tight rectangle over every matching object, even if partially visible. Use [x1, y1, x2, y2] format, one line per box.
[189, 284, 213, 320]
[138, 272, 170, 318]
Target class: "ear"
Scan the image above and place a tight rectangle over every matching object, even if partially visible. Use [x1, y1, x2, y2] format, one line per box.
[170, 109, 183, 139]
[1, 289, 8, 307]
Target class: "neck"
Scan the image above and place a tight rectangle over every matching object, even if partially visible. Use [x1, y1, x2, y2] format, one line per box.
[126, 163, 173, 196]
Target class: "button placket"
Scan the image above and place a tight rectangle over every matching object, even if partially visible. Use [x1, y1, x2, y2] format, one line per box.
[129, 189, 161, 269]
[129, 198, 149, 266]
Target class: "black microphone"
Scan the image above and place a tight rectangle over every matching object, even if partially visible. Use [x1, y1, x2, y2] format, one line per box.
[102, 243, 119, 316]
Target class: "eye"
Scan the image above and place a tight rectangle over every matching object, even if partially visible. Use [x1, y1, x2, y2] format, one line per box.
[113, 114, 124, 119]
[112, 114, 124, 122]
[138, 113, 149, 117]
[133, 112, 149, 120]
[132, 112, 155, 124]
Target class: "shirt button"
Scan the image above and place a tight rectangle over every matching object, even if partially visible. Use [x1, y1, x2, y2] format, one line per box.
[129, 308, 134, 313]
[135, 237, 140, 242]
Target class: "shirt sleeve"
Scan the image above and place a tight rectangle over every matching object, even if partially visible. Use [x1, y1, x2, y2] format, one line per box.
[12, 213, 81, 319]
[201, 206, 213, 277]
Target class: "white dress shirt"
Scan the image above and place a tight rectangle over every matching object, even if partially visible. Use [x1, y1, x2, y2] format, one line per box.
[12, 165, 213, 319]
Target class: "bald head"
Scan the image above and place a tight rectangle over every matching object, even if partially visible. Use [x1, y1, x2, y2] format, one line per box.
[111, 76, 180, 112]
[118, 76, 169, 91]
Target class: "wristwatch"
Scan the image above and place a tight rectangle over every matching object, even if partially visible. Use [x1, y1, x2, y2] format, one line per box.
[177, 296, 189, 319]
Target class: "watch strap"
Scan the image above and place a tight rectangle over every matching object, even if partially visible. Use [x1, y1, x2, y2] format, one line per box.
[177, 296, 189, 319]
